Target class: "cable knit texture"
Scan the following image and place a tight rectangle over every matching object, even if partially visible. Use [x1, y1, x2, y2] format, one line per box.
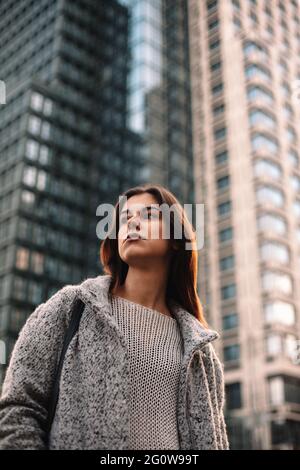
[110, 293, 183, 450]
[0, 274, 230, 450]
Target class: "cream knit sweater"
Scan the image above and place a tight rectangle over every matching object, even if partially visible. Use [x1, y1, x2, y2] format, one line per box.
[109, 293, 184, 450]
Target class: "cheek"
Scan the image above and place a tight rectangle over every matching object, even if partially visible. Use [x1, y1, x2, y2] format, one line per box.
[117, 230, 125, 255]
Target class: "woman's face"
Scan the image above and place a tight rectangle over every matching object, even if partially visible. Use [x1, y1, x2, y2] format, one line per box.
[117, 193, 173, 268]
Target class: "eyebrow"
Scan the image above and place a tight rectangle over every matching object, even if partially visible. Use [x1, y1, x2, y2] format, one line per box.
[120, 206, 160, 216]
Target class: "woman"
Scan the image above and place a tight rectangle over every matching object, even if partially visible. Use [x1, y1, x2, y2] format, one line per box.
[0, 183, 229, 450]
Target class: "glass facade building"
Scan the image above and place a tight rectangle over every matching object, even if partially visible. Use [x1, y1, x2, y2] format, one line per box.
[120, 0, 195, 201]
[0, 0, 196, 386]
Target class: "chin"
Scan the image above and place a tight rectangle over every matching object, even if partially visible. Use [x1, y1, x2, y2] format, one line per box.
[122, 250, 154, 264]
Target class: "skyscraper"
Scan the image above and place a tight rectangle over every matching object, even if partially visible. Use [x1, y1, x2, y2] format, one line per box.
[120, 0, 195, 203]
[189, 0, 300, 449]
[0, 1, 196, 389]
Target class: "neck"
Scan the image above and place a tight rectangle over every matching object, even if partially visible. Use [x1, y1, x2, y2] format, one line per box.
[111, 266, 172, 317]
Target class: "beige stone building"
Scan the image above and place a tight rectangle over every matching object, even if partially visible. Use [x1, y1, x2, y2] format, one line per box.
[188, 0, 300, 449]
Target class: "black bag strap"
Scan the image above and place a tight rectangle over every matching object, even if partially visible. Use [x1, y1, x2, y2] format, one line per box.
[45, 297, 85, 439]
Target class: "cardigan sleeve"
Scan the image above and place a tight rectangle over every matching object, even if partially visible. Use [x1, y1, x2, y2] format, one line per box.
[0, 285, 77, 449]
[209, 343, 230, 450]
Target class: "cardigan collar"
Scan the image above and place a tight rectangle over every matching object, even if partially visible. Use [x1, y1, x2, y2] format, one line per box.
[77, 274, 220, 354]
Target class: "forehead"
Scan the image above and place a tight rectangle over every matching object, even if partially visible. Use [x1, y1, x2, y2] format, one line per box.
[120, 193, 159, 212]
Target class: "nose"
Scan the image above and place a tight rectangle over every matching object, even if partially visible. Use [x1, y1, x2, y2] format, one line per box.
[128, 214, 141, 231]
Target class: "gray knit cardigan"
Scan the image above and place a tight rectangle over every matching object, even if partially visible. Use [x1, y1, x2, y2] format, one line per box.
[0, 274, 230, 450]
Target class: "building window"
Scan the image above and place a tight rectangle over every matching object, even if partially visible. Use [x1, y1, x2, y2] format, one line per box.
[288, 149, 299, 167]
[220, 255, 235, 271]
[23, 166, 37, 187]
[260, 241, 290, 265]
[215, 150, 228, 164]
[217, 175, 230, 191]
[224, 344, 240, 362]
[249, 109, 276, 129]
[10, 308, 27, 332]
[222, 313, 238, 330]
[266, 24, 273, 37]
[256, 184, 284, 208]
[207, 0, 218, 12]
[18, 219, 30, 240]
[208, 19, 219, 31]
[245, 63, 271, 83]
[13, 276, 27, 301]
[266, 334, 282, 357]
[285, 335, 299, 363]
[291, 175, 300, 192]
[278, 59, 288, 75]
[257, 213, 287, 236]
[209, 39, 220, 51]
[250, 11, 258, 25]
[39, 145, 51, 165]
[254, 159, 281, 180]
[36, 170, 47, 191]
[264, 300, 295, 325]
[247, 85, 274, 105]
[221, 283, 236, 300]
[233, 16, 241, 30]
[281, 82, 291, 97]
[213, 103, 225, 116]
[251, 133, 278, 154]
[212, 82, 223, 95]
[269, 376, 284, 406]
[219, 226, 233, 242]
[232, 0, 240, 11]
[225, 382, 242, 409]
[41, 121, 51, 139]
[25, 139, 39, 160]
[31, 252, 44, 275]
[286, 127, 297, 144]
[28, 116, 41, 135]
[264, 5, 272, 18]
[283, 103, 293, 120]
[243, 40, 268, 59]
[218, 200, 231, 216]
[30, 92, 44, 112]
[43, 98, 53, 117]
[269, 376, 300, 407]
[284, 376, 300, 405]
[21, 190, 35, 208]
[214, 127, 226, 140]
[45, 256, 58, 278]
[16, 247, 30, 270]
[293, 201, 300, 217]
[262, 271, 293, 296]
[28, 280, 43, 304]
[211, 61, 222, 72]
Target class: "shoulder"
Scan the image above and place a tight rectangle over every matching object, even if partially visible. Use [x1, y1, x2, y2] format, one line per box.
[18, 281, 83, 340]
[22, 274, 109, 331]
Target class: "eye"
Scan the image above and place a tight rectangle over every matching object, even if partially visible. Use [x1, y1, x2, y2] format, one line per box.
[144, 211, 158, 219]
[151, 212, 159, 218]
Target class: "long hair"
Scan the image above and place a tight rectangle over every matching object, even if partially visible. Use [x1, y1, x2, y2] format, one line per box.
[100, 183, 208, 328]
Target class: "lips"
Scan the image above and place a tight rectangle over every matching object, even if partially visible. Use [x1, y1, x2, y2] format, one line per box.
[125, 232, 145, 242]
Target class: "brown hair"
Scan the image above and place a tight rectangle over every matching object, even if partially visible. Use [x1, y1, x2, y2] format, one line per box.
[99, 183, 208, 328]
